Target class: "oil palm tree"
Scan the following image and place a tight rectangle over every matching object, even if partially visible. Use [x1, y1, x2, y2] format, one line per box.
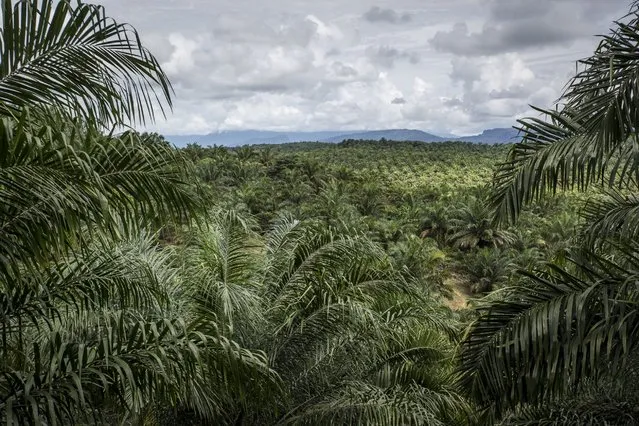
[262, 218, 472, 425]
[490, 1, 639, 240]
[0, 120, 281, 424]
[1, 234, 279, 424]
[449, 197, 514, 250]
[0, 1, 278, 423]
[177, 214, 472, 425]
[461, 1, 639, 422]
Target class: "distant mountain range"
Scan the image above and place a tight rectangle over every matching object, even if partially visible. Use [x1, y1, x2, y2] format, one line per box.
[163, 128, 521, 147]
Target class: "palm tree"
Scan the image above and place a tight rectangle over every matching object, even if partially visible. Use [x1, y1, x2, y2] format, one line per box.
[460, 245, 639, 424]
[1, 234, 279, 424]
[449, 197, 514, 250]
[419, 204, 451, 247]
[490, 2, 639, 240]
[461, 1, 639, 422]
[0, 121, 281, 424]
[177, 214, 472, 425]
[0, 1, 278, 423]
[263, 218, 472, 425]
[459, 248, 515, 294]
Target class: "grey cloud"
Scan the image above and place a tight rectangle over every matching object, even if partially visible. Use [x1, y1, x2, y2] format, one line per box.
[331, 62, 359, 78]
[490, 0, 548, 20]
[443, 98, 463, 107]
[449, 55, 481, 89]
[430, 21, 584, 56]
[363, 7, 412, 24]
[444, 53, 543, 125]
[96, 0, 627, 135]
[367, 46, 419, 68]
[489, 87, 530, 99]
[430, 0, 628, 56]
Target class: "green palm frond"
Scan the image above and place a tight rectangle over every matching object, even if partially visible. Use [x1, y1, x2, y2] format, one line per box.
[1, 312, 279, 425]
[0, 117, 199, 279]
[0, 0, 172, 126]
[279, 382, 459, 426]
[562, 7, 639, 150]
[499, 369, 639, 426]
[263, 216, 331, 300]
[267, 234, 395, 341]
[491, 3, 639, 226]
[582, 190, 639, 244]
[459, 245, 639, 418]
[179, 210, 263, 340]
[0, 235, 175, 351]
[377, 301, 460, 341]
[1, 235, 282, 424]
[490, 107, 596, 225]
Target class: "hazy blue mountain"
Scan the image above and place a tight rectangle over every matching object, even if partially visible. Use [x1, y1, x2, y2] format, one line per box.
[163, 127, 520, 147]
[455, 128, 520, 143]
[324, 129, 445, 143]
[196, 130, 288, 146]
[164, 130, 363, 147]
[289, 131, 362, 142]
[163, 134, 207, 146]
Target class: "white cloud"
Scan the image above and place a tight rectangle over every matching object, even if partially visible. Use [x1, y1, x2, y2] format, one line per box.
[95, 0, 632, 135]
[162, 33, 201, 75]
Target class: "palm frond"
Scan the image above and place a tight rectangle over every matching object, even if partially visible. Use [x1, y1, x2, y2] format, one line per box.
[0, 0, 172, 126]
[582, 190, 639, 244]
[0, 117, 199, 280]
[500, 371, 639, 426]
[491, 3, 639, 226]
[459, 246, 639, 418]
[179, 210, 264, 340]
[279, 382, 461, 426]
[0, 235, 175, 353]
[490, 108, 597, 225]
[1, 311, 280, 425]
[0, 235, 282, 424]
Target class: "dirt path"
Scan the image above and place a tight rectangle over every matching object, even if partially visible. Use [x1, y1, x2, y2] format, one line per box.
[444, 273, 472, 310]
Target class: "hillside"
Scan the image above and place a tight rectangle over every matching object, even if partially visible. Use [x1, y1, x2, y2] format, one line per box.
[324, 129, 445, 143]
[164, 127, 520, 146]
[455, 128, 520, 143]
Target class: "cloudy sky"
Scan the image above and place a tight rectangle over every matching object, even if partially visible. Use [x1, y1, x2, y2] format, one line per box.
[100, 0, 631, 136]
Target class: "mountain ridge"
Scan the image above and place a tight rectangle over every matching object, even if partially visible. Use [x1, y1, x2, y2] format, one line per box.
[163, 127, 520, 147]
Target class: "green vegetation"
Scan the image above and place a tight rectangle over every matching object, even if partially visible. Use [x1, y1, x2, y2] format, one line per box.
[2, 0, 639, 425]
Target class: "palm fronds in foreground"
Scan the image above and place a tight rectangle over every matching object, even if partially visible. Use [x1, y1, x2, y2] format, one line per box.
[0, 0, 172, 126]
[490, 1, 639, 242]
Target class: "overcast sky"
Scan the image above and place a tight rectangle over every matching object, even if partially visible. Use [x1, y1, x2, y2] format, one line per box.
[100, 0, 631, 136]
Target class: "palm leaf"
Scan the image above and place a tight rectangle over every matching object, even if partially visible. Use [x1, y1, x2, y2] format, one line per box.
[491, 3, 639, 226]
[278, 382, 457, 426]
[582, 190, 639, 244]
[0, 117, 200, 280]
[0, 0, 172, 126]
[459, 246, 639, 418]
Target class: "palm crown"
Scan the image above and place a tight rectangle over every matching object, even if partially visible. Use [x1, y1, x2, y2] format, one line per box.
[460, 1, 639, 424]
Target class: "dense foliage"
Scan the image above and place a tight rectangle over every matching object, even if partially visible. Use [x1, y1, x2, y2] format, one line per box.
[3, 0, 639, 425]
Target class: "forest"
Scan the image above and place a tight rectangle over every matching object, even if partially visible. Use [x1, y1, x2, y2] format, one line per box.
[1, 0, 639, 425]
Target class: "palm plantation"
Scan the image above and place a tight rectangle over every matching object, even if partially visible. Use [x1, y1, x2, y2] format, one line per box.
[3, 0, 639, 424]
